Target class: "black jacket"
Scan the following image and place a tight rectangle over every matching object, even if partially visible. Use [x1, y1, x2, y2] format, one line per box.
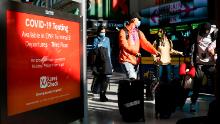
[92, 47, 112, 75]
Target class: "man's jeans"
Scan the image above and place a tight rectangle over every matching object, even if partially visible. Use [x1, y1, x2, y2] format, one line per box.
[121, 62, 139, 79]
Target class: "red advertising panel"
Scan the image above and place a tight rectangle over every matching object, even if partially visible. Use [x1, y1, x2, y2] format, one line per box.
[6, 10, 81, 116]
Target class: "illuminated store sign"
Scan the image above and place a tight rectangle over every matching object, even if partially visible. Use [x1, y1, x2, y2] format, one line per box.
[140, 0, 208, 26]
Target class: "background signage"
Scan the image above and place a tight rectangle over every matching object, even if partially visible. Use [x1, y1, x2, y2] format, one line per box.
[140, 0, 208, 26]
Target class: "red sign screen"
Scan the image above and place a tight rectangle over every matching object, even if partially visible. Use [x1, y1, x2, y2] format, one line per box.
[7, 10, 81, 116]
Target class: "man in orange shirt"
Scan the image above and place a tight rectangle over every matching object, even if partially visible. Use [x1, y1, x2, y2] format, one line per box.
[118, 17, 160, 80]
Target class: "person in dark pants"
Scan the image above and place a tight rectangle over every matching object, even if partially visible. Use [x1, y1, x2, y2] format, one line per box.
[151, 29, 184, 119]
[190, 22, 218, 112]
[153, 28, 183, 83]
[176, 23, 219, 124]
[91, 26, 112, 102]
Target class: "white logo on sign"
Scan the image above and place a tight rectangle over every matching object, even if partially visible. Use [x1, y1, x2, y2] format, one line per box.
[40, 76, 48, 88]
[40, 76, 58, 89]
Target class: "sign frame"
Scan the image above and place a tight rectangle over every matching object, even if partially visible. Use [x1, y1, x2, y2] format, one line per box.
[0, 1, 84, 123]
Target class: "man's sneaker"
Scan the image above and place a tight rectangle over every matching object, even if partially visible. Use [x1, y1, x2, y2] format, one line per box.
[190, 103, 196, 112]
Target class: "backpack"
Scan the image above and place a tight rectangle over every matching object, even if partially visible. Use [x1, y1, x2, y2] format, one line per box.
[121, 28, 142, 64]
[154, 37, 172, 51]
[192, 27, 218, 64]
[122, 27, 140, 40]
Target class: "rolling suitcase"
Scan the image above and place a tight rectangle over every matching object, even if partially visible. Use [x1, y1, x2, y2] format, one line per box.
[155, 78, 190, 119]
[155, 80, 176, 119]
[117, 80, 145, 122]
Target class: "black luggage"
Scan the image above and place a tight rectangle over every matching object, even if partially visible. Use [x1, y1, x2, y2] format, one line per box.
[155, 80, 176, 119]
[174, 79, 190, 109]
[155, 78, 190, 119]
[117, 80, 145, 122]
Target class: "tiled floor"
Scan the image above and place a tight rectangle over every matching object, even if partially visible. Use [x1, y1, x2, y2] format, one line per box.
[86, 70, 214, 124]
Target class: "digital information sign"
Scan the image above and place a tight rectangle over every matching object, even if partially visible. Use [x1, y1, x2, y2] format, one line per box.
[0, 1, 83, 123]
[7, 10, 81, 116]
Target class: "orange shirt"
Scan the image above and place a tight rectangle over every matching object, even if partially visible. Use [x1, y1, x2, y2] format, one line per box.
[119, 23, 158, 65]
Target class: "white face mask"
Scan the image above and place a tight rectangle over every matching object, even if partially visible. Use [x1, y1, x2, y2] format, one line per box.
[99, 32, 105, 37]
[135, 21, 141, 28]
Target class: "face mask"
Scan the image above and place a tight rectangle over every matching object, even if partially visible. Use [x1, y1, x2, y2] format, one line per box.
[135, 21, 141, 28]
[99, 32, 105, 37]
[158, 32, 164, 38]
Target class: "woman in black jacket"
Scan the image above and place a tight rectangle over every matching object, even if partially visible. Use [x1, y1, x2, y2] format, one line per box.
[91, 26, 112, 102]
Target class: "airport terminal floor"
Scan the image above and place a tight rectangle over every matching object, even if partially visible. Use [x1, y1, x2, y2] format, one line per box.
[74, 69, 215, 124]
